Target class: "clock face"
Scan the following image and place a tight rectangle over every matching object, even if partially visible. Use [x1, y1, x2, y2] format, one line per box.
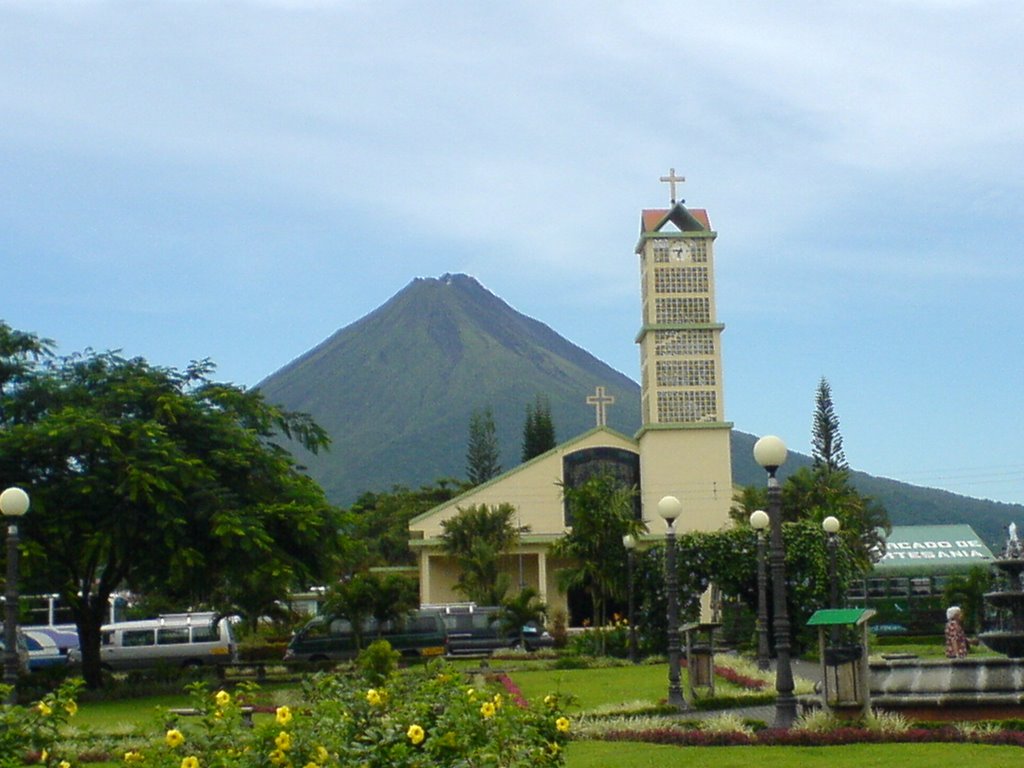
[669, 240, 693, 262]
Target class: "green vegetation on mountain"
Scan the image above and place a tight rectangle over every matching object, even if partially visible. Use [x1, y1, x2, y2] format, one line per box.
[258, 273, 1023, 548]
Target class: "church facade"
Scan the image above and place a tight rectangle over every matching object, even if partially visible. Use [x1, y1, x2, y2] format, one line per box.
[408, 175, 734, 617]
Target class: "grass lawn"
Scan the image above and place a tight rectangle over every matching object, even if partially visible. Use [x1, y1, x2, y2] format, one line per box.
[71, 693, 195, 731]
[509, 663, 676, 710]
[566, 742, 1024, 768]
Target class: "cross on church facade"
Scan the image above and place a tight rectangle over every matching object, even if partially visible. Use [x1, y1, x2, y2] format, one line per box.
[586, 386, 615, 427]
[659, 167, 685, 204]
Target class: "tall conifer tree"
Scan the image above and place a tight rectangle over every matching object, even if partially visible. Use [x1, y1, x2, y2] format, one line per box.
[466, 407, 501, 485]
[812, 376, 848, 473]
[522, 394, 556, 462]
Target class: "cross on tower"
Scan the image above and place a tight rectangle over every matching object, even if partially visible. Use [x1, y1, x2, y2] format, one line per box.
[586, 386, 615, 427]
[659, 168, 685, 204]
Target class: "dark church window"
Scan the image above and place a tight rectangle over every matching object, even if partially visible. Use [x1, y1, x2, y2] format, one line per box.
[562, 447, 641, 526]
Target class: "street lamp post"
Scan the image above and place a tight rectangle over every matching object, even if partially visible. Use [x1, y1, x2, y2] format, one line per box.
[753, 435, 796, 729]
[749, 509, 771, 672]
[623, 534, 638, 663]
[823, 515, 842, 646]
[1, 487, 30, 698]
[657, 495, 687, 710]
[823, 516, 841, 610]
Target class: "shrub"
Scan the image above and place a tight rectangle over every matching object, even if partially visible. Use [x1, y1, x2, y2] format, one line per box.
[357, 639, 401, 686]
[0, 678, 83, 767]
[139, 667, 570, 767]
[550, 609, 569, 648]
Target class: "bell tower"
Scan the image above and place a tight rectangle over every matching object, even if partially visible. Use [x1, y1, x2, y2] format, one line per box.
[635, 171, 733, 531]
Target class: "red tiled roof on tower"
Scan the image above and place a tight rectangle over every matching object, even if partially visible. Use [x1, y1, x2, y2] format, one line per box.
[640, 206, 711, 233]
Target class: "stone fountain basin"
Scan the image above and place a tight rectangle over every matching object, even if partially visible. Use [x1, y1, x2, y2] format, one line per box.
[868, 657, 1024, 719]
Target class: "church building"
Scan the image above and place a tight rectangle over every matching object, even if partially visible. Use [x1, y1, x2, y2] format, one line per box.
[408, 172, 735, 618]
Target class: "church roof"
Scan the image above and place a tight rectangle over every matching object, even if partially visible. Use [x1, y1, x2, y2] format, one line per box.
[641, 203, 711, 234]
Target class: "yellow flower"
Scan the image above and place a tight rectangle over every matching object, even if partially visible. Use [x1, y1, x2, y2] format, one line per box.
[37, 701, 53, 716]
[407, 723, 425, 745]
[555, 716, 570, 733]
[59, 761, 71, 768]
[466, 688, 476, 700]
[64, 701, 78, 716]
[269, 749, 288, 766]
[275, 731, 292, 751]
[543, 694, 556, 708]
[214, 690, 231, 707]
[366, 688, 383, 707]
[123, 752, 144, 764]
[314, 746, 329, 764]
[493, 693, 503, 708]
[166, 729, 185, 748]
[480, 701, 496, 719]
[181, 757, 199, 768]
[275, 705, 292, 725]
[41, 749, 49, 762]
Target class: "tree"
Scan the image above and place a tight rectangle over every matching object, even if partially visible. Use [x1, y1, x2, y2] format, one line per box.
[812, 377, 848, 473]
[349, 479, 466, 566]
[498, 586, 547, 648]
[944, 566, 992, 636]
[324, 571, 419, 649]
[466, 408, 501, 485]
[440, 503, 520, 605]
[0, 339, 345, 687]
[521, 394, 556, 462]
[552, 473, 645, 640]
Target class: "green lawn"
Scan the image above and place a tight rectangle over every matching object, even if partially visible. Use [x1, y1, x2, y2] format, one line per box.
[566, 742, 1024, 768]
[510, 663, 682, 711]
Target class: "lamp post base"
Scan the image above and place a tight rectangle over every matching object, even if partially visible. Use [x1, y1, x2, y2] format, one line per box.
[774, 693, 798, 730]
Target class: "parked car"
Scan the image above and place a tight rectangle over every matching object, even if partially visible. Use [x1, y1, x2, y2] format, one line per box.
[0, 626, 31, 673]
[67, 613, 237, 671]
[437, 605, 554, 656]
[284, 609, 447, 662]
[22, 628, 70, 670]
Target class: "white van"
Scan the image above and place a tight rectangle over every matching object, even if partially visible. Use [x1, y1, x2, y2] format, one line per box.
[68, 613, 237, 671]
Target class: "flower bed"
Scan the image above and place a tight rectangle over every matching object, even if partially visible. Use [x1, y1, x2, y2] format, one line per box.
[3, 664, 572, 767]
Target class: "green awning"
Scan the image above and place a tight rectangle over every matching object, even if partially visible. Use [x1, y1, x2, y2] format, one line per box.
[806, 608, 876, 627]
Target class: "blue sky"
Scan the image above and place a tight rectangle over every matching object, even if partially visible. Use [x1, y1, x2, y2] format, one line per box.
[3, 1, 1022, 506]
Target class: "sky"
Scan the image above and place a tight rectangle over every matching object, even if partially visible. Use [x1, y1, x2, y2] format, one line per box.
[2, 1, 1023, 507]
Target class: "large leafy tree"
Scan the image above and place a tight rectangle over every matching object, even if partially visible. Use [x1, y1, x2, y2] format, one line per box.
[521, 394, 556, 462]
[553, 473, 645, 635]
[440, 503, 521, 605]
[0, 335, 346, 687]
[466, 408, 501, 485]
[349, 479, 465, 566]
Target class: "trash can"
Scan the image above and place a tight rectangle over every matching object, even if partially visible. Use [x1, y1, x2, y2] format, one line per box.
[689, 645, 713, 687]
[824, 644, 863, 704]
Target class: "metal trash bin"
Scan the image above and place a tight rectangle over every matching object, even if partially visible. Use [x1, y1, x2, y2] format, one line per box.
[689, 645, 713, 687]
[824, 644, 863, 704]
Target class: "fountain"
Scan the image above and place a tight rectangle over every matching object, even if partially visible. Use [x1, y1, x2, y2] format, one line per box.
[860, 524, 1024, 720]
[979, 522, 1024, 657]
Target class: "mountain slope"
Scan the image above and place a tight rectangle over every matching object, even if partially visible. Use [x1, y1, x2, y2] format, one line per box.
[259, 273, 1023, 547]
[258, 274, 640, 504]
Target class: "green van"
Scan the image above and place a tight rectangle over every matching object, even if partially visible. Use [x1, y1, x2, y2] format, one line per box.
[284, 609, 447, 662]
